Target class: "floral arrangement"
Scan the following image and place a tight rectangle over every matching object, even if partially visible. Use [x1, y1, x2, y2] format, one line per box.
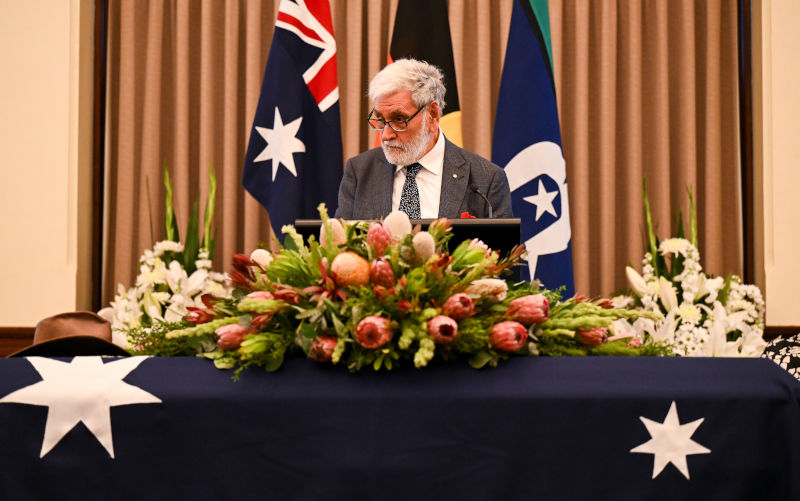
[126, 205, 668, 373]
[99, 165, 231, 348]
[616, 182, 766, 357]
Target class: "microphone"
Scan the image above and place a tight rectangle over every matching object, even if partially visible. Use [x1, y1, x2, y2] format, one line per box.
[469, 183, 494, 218]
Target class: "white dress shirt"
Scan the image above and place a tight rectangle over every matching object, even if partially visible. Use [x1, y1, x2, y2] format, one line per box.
[391, 129, 445, 219]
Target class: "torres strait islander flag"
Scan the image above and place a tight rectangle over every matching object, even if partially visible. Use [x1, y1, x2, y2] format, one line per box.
[242, 0, 343, 237]
[385, 0, 462, 146]
[492, 0, 575, 297]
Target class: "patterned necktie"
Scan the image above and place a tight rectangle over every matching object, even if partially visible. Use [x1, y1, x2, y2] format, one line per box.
[398, 163, 422, 219]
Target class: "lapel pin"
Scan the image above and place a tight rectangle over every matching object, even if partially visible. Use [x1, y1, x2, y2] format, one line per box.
[452, 174, 458, 179]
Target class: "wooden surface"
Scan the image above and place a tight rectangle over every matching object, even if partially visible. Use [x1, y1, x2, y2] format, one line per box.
[0, 327, 34, 357]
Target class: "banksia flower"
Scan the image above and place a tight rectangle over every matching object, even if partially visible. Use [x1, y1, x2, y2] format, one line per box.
[412, 231, 436, 261]
[354, 316, 393, 349]
[489, 321, 528, 352]
[331, 251, 370, 287]
[320, 218, 346, 248]
[383, 211, 412, 239]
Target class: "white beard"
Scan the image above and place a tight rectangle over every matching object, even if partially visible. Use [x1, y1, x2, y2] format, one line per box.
[381, 115, 435, 166]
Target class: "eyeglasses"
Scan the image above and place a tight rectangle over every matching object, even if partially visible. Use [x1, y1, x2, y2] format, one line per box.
[367, 103, 428, 132]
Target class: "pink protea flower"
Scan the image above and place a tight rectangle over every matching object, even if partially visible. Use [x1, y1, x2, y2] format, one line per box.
[308, 336, 338, 362]
[489, 321, 528, 352]
[442, 293, 474, 320]
[246, 290, 274, 300]
[369, 258, 395, 288]
[367, 222, 392, 256]
[354, 316, 393, 349]
[505, 294, 550, 326]
[427, 315, 459, 344]
[215, 324, 250, 351]
[576, 327, 609, 346]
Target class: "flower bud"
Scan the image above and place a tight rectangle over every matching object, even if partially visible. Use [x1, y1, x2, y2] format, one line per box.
[320, 218, 346, 248]
[576, 327, 609, 346]
[215, 324, 250, 351]
[412, 231, 436, 261]
[489, 321, 528, 352]
[249, 248, 273, 268]
[308, 336, 338, 362]
[383, 211, 412, 239]
[369, 258, 395, 288]
[354, 316, 393, 349]
[442, 293, 474, 320]
[367, 222, 392, 256]
[246, 290, 274, 300]
[331, 251, 370, 287]
[427, 315, 459, 344]
[505, 294, 549, 326]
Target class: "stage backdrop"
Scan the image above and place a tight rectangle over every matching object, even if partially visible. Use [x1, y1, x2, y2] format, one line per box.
[103, 0, 741, 304]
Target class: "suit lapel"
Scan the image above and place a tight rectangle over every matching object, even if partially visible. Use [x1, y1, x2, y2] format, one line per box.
[438, 140, 468, 218]
[374, 154, 394, 218]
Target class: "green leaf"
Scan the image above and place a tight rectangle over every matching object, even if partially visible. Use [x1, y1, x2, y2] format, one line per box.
[213, 357, 236, 370]
[300, 322, 317, 339]
[183, 201, 200, 274]
[687, 186, 698, 247]
[163, 162, 179, 242]
[642, 176, 659, 277]
[468, 350, 494, 369]
[203, 163, 217, 255]
[264, 353, 285, 372]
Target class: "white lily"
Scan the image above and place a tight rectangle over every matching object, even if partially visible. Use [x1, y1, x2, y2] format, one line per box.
[626, 266, 650, 297]
[658, 276, 679, 312]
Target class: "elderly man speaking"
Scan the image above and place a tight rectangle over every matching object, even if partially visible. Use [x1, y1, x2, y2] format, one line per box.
[335, 58, 512, 220]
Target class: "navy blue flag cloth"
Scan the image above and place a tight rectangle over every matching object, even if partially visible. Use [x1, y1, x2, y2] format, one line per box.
[492, 0, 575, 297]
[242, 0, 343, 238]
[0, 356, 799, 499]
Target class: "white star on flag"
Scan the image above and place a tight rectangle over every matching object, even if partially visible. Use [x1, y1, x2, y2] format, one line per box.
[523, 179, 558, 221]
[254, 106, 305, 181]
[630, 401, 711, 479]
[0, 356, 161, 458]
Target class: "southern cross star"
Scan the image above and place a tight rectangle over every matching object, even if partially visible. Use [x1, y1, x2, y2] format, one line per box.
[254, 106, 305, 181]
[523, 179, 558, 221]
[630, 401, 711, 479]
[0, 356, 161, 458]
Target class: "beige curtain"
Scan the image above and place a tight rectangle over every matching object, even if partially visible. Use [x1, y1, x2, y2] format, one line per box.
[103, 0, 741, 304]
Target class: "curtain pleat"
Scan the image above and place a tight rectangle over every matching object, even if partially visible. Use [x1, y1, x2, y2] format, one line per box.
[103, 0, 742, 304]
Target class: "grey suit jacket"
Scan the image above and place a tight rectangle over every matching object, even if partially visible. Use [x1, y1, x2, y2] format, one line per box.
[335, 138, 513, 219]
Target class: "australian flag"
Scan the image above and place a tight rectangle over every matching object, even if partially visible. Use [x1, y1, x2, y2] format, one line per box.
[242, 0, 343, 237]
[492, 0, 575, 298]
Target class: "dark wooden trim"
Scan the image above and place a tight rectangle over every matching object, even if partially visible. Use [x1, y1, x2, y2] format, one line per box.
[0, 327, 35, 357]
[91, 0, 109, 311]
[738, 0, 755, 285]
[764, 326, 800, 342]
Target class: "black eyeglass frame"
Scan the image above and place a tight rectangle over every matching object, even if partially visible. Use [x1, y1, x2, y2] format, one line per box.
[367, 103, 428, 132]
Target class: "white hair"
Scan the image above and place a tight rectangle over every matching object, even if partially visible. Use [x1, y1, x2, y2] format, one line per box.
[368, 58, 446, 111]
